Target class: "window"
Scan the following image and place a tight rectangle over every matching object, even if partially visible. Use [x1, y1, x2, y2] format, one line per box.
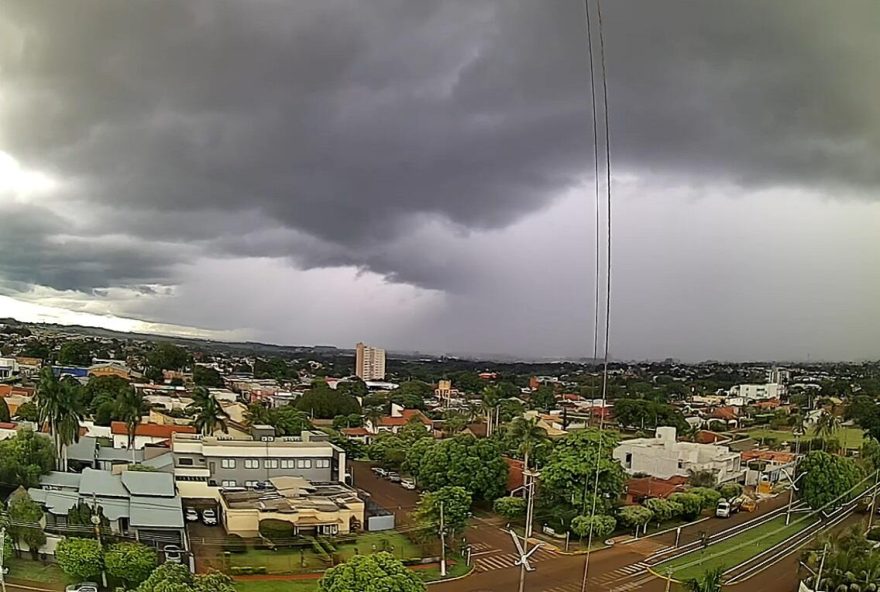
[245, 481, 258, 488]
[178, 458, 194, 466]
[221, 459, 236, 469]
[624, 453, 632, 469]
[315, 459, 330, 469]
[281, 459, 296, 469]
[244, 459, 259, 469]
[265, 459, 278, 469]
[297, 459, 312, 469]
[221, 480, 237, 488]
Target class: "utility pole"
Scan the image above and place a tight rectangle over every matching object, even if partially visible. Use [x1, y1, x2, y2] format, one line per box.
[815, 543, 828, 591]
[514, 469, 540, 592]
[439, 502, 446, 577]
[0, 527, 7, 592]
[868, 469, 880, 532]
[91, 492, 108, 589]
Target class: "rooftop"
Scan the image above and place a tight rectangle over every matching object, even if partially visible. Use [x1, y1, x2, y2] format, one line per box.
[111, 421, 197, 438]
[221, 477, 362, 513]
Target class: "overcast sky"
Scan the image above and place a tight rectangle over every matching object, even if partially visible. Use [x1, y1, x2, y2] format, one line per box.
[1, 0, 879, 361]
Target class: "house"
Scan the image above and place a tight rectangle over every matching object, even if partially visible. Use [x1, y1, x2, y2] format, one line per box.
[0, 358, 19, 379]
[613, 427, 745, 484]
[111, 421, 197, 449]
[219, 476, 364, 538]
[29, 468, 186, 549]
[522, 410, 569, 437]
[364, 404, 432, 435]
[741, 450, 797, 488]
[624, 475, 688, 504]
[14, 356, 42, 377]
[340, 427, 372, 444]
[88, 362, 131, 380]
[171, 429, 346, 500]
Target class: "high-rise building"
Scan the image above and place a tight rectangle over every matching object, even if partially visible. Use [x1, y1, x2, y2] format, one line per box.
[355, 342, 386, 380]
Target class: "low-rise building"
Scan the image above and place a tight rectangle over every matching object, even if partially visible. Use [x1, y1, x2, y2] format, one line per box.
[29, 468, 186, 548]
[728, 383, 785, 402]
[220, 476, 364, 537]
[171, 429, 346, 499]
[613, 426, 744, 484]
[364, 404, 432, 435]
[0, 358, 19, 379]
[111, 421, 197, 449]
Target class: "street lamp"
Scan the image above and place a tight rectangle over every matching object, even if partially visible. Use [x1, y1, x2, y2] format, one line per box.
[90, 513, 108, 589]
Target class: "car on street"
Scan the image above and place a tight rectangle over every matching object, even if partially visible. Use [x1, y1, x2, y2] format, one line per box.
[387, 472, 401, 483]
[715, 500, 731, 518]
[373, 467, 388, 478]
[185, 507, 199, 522]
[66, 584, 99, 592]
[400, 478, 416, 490]
[202, 508, 218, 526]
[163, 544, 183, 563]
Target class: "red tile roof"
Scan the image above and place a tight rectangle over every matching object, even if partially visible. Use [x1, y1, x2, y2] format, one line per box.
[0, 422, 16, 430]
[626, 475, 688, 500]
[110, 421, 196, 438]
[712, 406, 738, 420]
[378, 409, 431, 427]
[695, 430, 726, 444]
[341, 427, 371, 437]
[741, 450, 796, 463]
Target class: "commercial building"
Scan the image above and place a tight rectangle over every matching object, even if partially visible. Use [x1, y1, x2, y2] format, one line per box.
[171, 429, 346, 499]
[355, 342, 386, 381]
[29, 468, 186, 548]
[613, 426, 744, 484]
[728, 383, 785, 401]
[220, 476, 364, 537]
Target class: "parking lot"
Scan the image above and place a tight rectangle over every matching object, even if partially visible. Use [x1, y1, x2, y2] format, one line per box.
[350, 461, 421, 526]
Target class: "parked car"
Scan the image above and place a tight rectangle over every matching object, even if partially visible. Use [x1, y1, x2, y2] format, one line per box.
[163, 544, 183, 563]
[373, 467, 388, 478]
[400, 478, 416, 490]
[387, 472, 401, 483]
[66, 584, 99, 592]
[715, 500, 731, 518]
[202, 508, 218, 526]
[185, 507, 199, 522]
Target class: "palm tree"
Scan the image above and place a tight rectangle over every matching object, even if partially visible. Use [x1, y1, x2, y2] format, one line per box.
[187, 387, 229, 435]
[508, 416, 548, 471]
[684, 567, 723, 592]
[481, 386, 501, 437]
[815, 411, 842, 451]
[365, 406, 384, 433]
[35, 367, 83, 471]
[116, 387, 146, 449]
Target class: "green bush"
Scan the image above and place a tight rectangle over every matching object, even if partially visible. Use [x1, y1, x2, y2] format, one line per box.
[717, 483, 743, 499]
[688, 487, 722, 510]
[493, 496, 527, 519]
[644, 498, 679, 523]
[868, 528, 880, 542]
[104, 542, 157, 588]
[55, 537, 104, 582]
[570, 514, 616, 539]
[259, 519, 296, 542]
[667, 492, 703, 520]
[223, 534, 247, 554]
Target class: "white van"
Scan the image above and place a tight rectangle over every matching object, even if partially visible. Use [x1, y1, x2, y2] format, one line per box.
[716, 500, 731, 518]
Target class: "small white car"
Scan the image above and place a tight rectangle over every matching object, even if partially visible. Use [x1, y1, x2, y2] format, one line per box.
[400, 478, 416, 490]
[66, 584, 99, 592]
[202, 508, 218, 526]
[715, 500, 731, 518]
[185, 507, 199, 522]
[164, 544, 183, 563]
[374, 467, 388, 478]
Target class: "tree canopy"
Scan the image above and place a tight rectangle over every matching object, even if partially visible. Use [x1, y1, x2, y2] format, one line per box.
[58, 341, 92, 366]
[193, 365, 225, 388]
[798, 451, 863, 509]
[147, 342, 189, 371]
[318, 552, 425, 592]
[613, 397, 688, 431]
[413, 434, 508, 501]
[295, 382, 361, 419]
[55, 537, 103, 582]
[0, 428, 55, 488]
[135, 564, 236, 592]
[416, 486, 472, 537]
[247, 403, 312, 436]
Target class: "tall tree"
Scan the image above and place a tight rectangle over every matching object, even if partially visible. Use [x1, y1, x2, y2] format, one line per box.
[58, 341, 92, 366]
[318, 552, 425, 592]
[188, 387, 230, 435]
[35, 367, 83, 470]
[116, 387, 146, 449]
[814, 411, 842, 450]
[415, 486, 472, 543]
[506, 416, 548, 471]
[798, 451, 863, 509]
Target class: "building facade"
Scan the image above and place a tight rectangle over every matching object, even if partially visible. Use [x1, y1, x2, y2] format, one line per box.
[355, 342, 386, 381]
[171, 430, 346, 498]
[613, 426, 744, 484]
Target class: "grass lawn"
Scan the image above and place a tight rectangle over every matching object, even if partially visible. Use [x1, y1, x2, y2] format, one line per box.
[229, 532, 425, 575]
[7, 557, 70, 587]
[656, 516, 813, 581]
[746, 426, 864, 449]
[236, 581, 318, 592]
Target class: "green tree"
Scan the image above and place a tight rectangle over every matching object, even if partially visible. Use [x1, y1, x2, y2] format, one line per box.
[529, 385, 556, 411]
[0, 429, 55, 488]
[416, 435, 508, 501]
[688, 488, 722, 510]
[684, 567, 724, 592]
[14, 401, 38, 422]
[115, 387, 146, 449]
[798, 451, 863, 509]
[814, 412, 843, 450]
[135, 564, 236, 592]
[861, 437, 880, 472]
[58, 341, 92, 366]
[7, 488, 46, 558]
[0, 398, 10, 423]
[451, 372, 482, 394]
[644, 498, 681, 525]
[332, 414, 365, 430]
[390, 381, 433, 410]
[295, 382, 361, 419]
[540, 430, 627, 515]
[570, 514, 616, 540]
[20, 340, 50, 360]
[717, 482, 743, 500]
[193, 365, 224, 388]
[147, 342, 189, 371]
[493, 496, 526, 519]
[35, 367, 83, 470]
[55, 537, 103, 581]
[187, 387, 230, 435]
[268, 406, 312, 436]
[318, 552, 425, 592]
[668, 492, 704, 520]
[506, 416, 548, 471]
[687, 469, 717, 488]
[442, 410, 469, 435]
[105, 542, 158, 588]
[416, 486, 472, 542]
[617, 506, 654, 535]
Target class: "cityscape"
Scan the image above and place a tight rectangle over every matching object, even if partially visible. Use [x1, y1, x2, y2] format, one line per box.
[2, 1, 880, 592]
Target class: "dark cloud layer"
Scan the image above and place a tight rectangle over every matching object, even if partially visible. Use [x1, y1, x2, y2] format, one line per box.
[1, 0, 879, 358]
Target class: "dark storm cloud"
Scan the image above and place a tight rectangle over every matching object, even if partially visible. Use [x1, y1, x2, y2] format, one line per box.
[1, 0, 879, 297]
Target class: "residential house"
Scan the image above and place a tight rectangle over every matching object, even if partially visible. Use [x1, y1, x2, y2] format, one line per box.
[613, 426, 745, 484]
[741, 450, 797, 489]
[364, 404, 432, 435]
[88, 362, 131, 380]
[13, 356, 42, 377]
[111, 421, 197, 449]
[171, 429, 346, 500]
[0, 358, 18, 379]
[220, 476, 364, 537]
[624, 475, 688, 504]
[29, 468, 186, 549]
[340, 427, 373, 444]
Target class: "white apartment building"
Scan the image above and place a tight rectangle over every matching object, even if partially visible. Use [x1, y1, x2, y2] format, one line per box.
[613, 427, 744, 484]
[355, 342, 386, 381]
[0, 358, 19, 379]
[728, 383, 785, 402]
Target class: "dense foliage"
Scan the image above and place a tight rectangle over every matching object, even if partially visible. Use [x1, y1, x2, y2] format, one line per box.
[798, 451, 864, 509]
[570, 514, 616, 540]
[104, 542, 158, 588]
[318, 552, 425, 592]
[296, 382, 362, 419]
[0, 430, 55, 488]
[55, 537, 104, 582]
[493, 496, 526, 519]
[135, 564, 236, 592]
[413, 434, 508, 501]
